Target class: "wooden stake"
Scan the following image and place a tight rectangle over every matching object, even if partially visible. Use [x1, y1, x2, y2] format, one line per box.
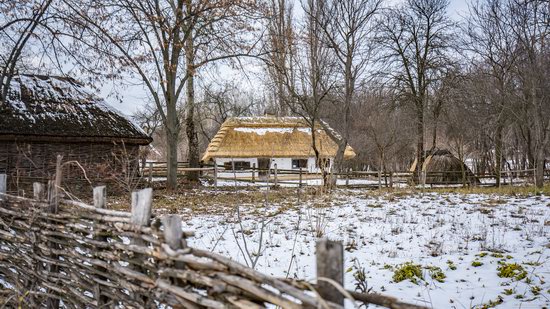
[251, 163, 255, 184]
[0, 174, 6, 201]
[316, 239, 344, 306]
[345, 168, 350, 187]
[299, 167, 303, 187]
[131, 188, 153, 227]
[214, 163, 218, 187]
[93, 186, 109, 307]
[33, 182, 45, 201]
[162, 215, 185, 250]
[274, 163, 278, 186]
[46, 155, 63, 309]
[130, 187, 153, 306]
[148, 162, 153, 184]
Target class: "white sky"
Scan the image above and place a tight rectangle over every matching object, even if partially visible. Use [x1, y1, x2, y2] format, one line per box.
[101, 0, 471, 116]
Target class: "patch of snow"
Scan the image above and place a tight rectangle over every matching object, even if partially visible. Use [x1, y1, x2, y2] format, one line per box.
[183, 191, 550, 308]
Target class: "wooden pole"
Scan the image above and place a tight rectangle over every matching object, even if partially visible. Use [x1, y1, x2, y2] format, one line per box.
[214, 163, 218, 188]
[148, 162, 153, 184]
[316, 239, 344, 306]
[46, 155, 63, 309]
[252, 163, 255, 184]
[274, 163, 278, 186]
[162, 215, 185, 250]
[389, 171, 393, 189]
[378, 170, 382, 190]
[33, 182, 45, 200]
[0, 173, 6, 201]
[130, 187, 153, 306]
[421, 171, 426, 189]
[345, 168, 350, 187]
[131, 188, 153, 230]
[299, 167, 303, 187]
[93, 186, 109, 307]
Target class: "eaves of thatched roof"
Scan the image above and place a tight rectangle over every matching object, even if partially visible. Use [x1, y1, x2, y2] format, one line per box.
[201, 116, 356, 161]
[0, 74, 151, 145]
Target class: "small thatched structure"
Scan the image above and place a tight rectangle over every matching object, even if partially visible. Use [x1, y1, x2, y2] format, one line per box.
[0, 74, 151, 193]
[410, 149, 479, 185]
[202, 116, 355, 172]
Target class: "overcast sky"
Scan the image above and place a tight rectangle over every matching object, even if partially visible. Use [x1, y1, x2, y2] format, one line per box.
[101, 0, 471, 117]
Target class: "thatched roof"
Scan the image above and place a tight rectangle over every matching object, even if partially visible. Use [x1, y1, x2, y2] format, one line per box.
[202, 116, 356, 161]
[0, 74, 151, 145]
[410, 149, 479, 184]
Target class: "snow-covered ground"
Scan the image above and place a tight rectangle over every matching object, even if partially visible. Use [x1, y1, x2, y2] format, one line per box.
[179, 190, 550, 308]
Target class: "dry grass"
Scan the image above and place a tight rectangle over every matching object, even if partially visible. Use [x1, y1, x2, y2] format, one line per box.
[102, 183, 550, 216]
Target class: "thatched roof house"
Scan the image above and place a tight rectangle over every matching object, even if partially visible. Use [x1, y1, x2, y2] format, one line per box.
[0, 74, 151, 193]
[202, 116, 355, 172]
[410, 149, 479, 185]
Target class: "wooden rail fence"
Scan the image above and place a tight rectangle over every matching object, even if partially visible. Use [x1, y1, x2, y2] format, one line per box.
[0, 171, 426, 309]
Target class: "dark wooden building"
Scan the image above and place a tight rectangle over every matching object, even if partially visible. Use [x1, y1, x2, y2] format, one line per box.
[0, 74, 151, 194]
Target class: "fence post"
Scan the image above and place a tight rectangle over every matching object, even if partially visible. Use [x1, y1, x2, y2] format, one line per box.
[378, 170, 382, 190]
[33, 182, 45, 200]
[214, 163, 218, 188]
[299, 167, 303, 187]
[93, 186, 109, 307]
[148, 162, 153, 184]
[316, 239, 344, 306]
[421, 171, 426, 189]
[345, 168, 350, 187]
[252, 163, 255, 184]
[45, 155, 63, 309]
[389, 171, 393, 188]
[130, 188, 153, 306]
[274, 163, 278, 186]
[0, 174, 6, 201]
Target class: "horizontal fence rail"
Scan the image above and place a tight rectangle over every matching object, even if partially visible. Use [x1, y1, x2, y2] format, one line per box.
[140, 161, 548, 189]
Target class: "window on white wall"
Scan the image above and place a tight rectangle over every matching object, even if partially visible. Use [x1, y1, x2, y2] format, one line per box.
[224, 161, 251, 170]
[291, 159, 307, 169]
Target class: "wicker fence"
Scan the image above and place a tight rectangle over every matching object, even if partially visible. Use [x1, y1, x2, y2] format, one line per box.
[0, 171, 425, 308]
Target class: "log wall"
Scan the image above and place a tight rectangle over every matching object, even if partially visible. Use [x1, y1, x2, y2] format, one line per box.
[0, 141, 140, 194]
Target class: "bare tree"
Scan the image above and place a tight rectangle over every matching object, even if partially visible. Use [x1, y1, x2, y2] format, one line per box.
[311, 0, 381, 184]
[465, 0, 521, 186]
[66, 0, 262, 190]
[507, 0, 549, 187]
[0, 0, 53, 101]
[376, 0, 455, 182]
[271, 0, 338, 188]
[264, 0, 295, 116]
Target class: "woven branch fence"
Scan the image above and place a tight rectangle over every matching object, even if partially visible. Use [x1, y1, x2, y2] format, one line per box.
[0, 172, 426, 309]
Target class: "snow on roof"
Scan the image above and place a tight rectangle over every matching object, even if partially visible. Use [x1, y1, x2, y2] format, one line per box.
[0, 74, 151, 144]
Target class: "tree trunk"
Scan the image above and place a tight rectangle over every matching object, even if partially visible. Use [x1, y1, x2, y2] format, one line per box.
[166, 127, 179, 191]
[415, 106, 425, 183]
[185, 7, 200, 183]
[495, 124, 503, 187]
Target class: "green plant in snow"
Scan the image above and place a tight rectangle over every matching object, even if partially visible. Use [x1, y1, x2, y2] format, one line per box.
[503, 288, 514, 295]
[446, 260, 457, 270]
[471, 260, 484, 267]
[530, 286, 541, 295]
[392, 262, 423, 284]
[425, 265, 446, 283]
[497, 263, 527, 281]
